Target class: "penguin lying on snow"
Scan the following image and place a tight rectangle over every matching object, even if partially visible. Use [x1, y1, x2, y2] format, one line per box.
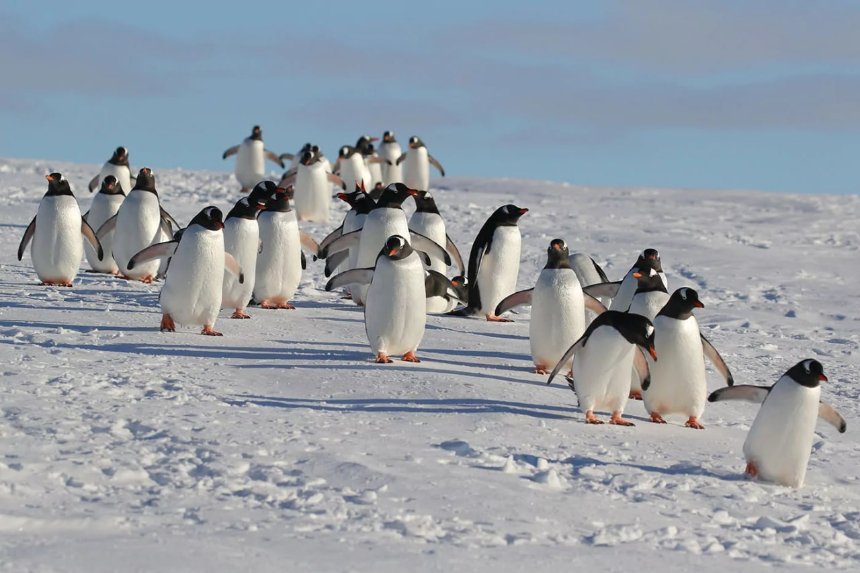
[18, 173, 103, 287]
[708, 359, 846, 487]
[222, 125, 285, 193]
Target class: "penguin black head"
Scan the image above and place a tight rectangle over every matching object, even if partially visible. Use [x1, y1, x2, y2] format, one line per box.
[336, 189, 362, 208]
[355, 135, 378, 156]
[632, 266, 667, 294]
[226, 196, 265, 221]
[266, 187, 293, 212]
[377, 183, 417, 208]
[250, 125, 262, 140]
[45, 172, 73, 197]
[110, 146, 129, 165]
[659, 287, 703, 319]
[190, 206, 224, 231]
[133, 168, 157, 193]
[638, 248, 663, 273]
[382, 131, 396, 143]
[249, 180, 278, 204]
[99, 175, 124, 196]
[412, 190, 440, 214]
[382, 235, 414, 261]
[311, 144, 324, 158]
[785, 359, 827, 388]
[545, 239, 571, 269]
[300, 150, 315, 166]
[408, 136, 424, 149]
[339, 145, 356, 159]
[598, 311, 656, 360]
[491, 204, 529, 226]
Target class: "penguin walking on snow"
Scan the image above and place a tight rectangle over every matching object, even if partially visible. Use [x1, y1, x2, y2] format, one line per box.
[495, 239, 607, 373]
[83, 175, 125, 274]
[128, 206, 242, 336]
[222, 125, 285, 192]
[279, 149, 345, 222]
[88, 146, 133, 194]
[569, 250, 609, 288]
[450, 204, 528, 321]
[547, 311, 656, 426]
[378, 131, 403, 185]
[222, 192, 267, 319]
[333, 145, 373, 190]
[643, 288, 734, 429]
[708, 359, 846, 487]
[397, 136, 445, 191]
[320, 185, 374, 287]
[18, 173, 103, 286]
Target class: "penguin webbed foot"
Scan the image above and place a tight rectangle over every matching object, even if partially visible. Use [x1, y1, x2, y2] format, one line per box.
[486, 314, 513, 323]
[609, 412, 635, 426]
[745, 461, 759, 479]
[685, 417, 705, 430]
[231, 309, 251, 319]
[402, 352, 420, 363]
[202, 325, 223, 336]
[160, 314, 176, 333]
[585, 411, 604, 425]
[375, 353, 393, 364]
[140, 275, 154, 284]
[534, 364, 549, 375]
[649, 412, 667, 424]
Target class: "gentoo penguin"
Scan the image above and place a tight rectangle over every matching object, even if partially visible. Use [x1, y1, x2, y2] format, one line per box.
[397, 136, 445, 191]
[88, 146, 133, 194]
[495, 239, 607, 373]
[98, 168, 179, 283]
[708, 359, 846, 487]
[18, 173, 103, 286]
[450, 204, 528, 321]
[129, 206, 242, 336]
[643, 288, 734, 429]
[222, 193, 266, 319]
[588, 249, 667, 311]
[333, 145, 373, 190]
[547, 311, 656, 426]
[627, 266, 670, 321]
[569, 251, 609, 288]
[83, 175, 125, 274]
[222, 125, 285, 192]
[325, 235, 427, 363]
[408, 190, 465, 313]
[290, 150, 344, 222]
[378, 131, 403, 185]
[320, 185, 374, 282]
[279, 142, 311, 170]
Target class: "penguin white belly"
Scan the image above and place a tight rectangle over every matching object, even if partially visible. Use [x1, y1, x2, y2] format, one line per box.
[294, 162, 330, 222]
[572, 329, 633, 414]
[235, 140, 265, 189]
[476, 226, 521, 316]
[254, 211, 302, 303]
[222, 218, 258, 310]
[530, 269, 586, 369]
[409, 212, 448, 313]
[570, 254, 603, 287]
[160, 228, 224, 327]
[365, 255, 426, 356]
[368, 161, 383, 187]
[112, 191, 163, 279]
[31, 196, 83, 282]
[404, 148, 430, 191]
[340, 156, 371, 189]
[354, 209, 409, 305]
[628, 291, 670, 321]
[379, 143, 403, 184]
[84, 193, 124, 273]
[610, 271, 637, 311]
[98, 163, 132, 194]
[643, 316, 707, 418]
[743, 380, 820, 487]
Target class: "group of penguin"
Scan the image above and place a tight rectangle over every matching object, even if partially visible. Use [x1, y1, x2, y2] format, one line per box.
[15, 127, 847, 489]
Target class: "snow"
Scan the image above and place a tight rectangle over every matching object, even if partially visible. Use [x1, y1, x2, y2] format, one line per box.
[1, 157, 859, 571]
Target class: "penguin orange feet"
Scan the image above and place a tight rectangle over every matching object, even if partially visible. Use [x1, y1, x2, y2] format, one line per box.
[201, 325, 223, 336]
[341, 292, 353, 300]
[534, 364, 549, 375]
[609, 412, 635, 426]
[649, 412, 668, 424]
[685, 417, 705, 430]
[259, 300, 278, 309]
[140, 275, 154, 284]
[745, 461, 759, 479]
[585, 411, 604, 425]
[486, 314, 512, 322]
[231, 309, 251, 319]
[402, 352, 420, 363]
[375, 353, 393, 364]
[628, 390, 643, 400]
[278, 302, 296, 310]
[160, 314, 176, 332]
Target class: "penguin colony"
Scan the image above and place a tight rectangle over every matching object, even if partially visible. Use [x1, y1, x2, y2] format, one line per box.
[15, 127, 847, 489]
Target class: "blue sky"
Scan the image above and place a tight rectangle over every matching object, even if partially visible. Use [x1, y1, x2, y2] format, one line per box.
[3, 0, 859, 194]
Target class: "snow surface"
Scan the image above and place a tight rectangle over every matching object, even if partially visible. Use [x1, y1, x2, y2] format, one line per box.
[1, 157, 859, 571]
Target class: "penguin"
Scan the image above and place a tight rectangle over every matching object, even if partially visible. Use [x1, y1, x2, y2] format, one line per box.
[320, 185, 374, 284]
[495, 239, 608, 373]
[627, 266, 670, 321]
[253, 185, 318, 309]
[128, 206, 242, 336]
[222, 192, 267, 319]
[98, 168, 179, 283]
[547, 311, 656, 426]
[378, 131, 403, 185]
[332, 145, 373, 190]
[643, 288, 734, 429]
[325, 235, 428, 363]
[450, 204, 528, 321]
[396, 136, 444, 191]
[569, 251, 609, 288]
[586, 249, 667, 310]
[88, 146, 133, 194]
[83, 175, 125, 274]
[18, 173, 103, 286]
[708, 359, 846, 487]
[222, 125, 285, 192]
[289, 150, 345, 222]
[279, 142, 311, 171]
[408, 190, 465, 313]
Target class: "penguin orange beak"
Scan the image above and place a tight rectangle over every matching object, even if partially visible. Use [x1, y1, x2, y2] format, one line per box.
[552, 243, 562, 251]
[388, 248, 398, 256]
[518, 208, 529, 215]
[407, 188, 419, 196]
[216, 222, 224, 230]
[632, 272, 643, 279]
[648, 345, 657, 361]
[819, 373, 828, 382]
[336, 192, 348, 201]
[693, 300, 704, 308]
[45, 174, 54, 182]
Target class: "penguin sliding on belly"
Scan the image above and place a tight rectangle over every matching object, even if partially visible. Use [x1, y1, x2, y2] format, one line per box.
[18, 173, 103, 286]
[83, 175, 125, 274]
[708, 359, 846, 487]
[222, 125, 285, 193]
[88, 146, 133, 195]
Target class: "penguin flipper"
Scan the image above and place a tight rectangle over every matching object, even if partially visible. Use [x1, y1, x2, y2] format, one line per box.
[222, 145, 240, 160]
[299, 231, 319, 258]
[18, 216, 37, 261]
[325, 268, 374, 291]
[592, 258, 609, 283]
[320, 229, 361, 258]
[88, 174, 100, 193]
[425, 270, 463, 302]
[445, 234, 465, 276]
[583, 281, 621, 299]
[319, 225, 343, 252]
[324, 249, 349, 277]
[707, 385, 770, 404]
[395, 153, 407, 166]
[410, 231, 452, 266]
[81, 220, 104, 261]
[160, 208, 180, 231]
[547, 333, 587, 386]
[584, 294, 608, 315]
[701, 334, 734, 386]
[265, 149, 285, 168]
[224, 253, 244, 283]
[367, 156, 391, 166]
[95, 215, 118, 241]
[128, 240, 178, 270]
[279, 152, 295, 162]
[428, 154, 446, 176]
[634, 348, 652, 391]
[495, 288, 533, 316]
[819, 402, 847, 433]
[279, 172, 297, 188]
[327, 173, 346, 190]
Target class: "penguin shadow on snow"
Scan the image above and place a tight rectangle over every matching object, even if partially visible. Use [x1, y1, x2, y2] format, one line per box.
[0, 319, 154, 334]
[424, 321, 528, 342]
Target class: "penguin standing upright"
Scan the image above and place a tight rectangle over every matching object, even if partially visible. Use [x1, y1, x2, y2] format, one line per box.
[378, 131, 403, 185]
[451, 204, 528, 321]
[99, 168, 178, 283]
[408, 190, 465, 313]
[128, 207, 242, 336]
[88, 146, 133, 194]
[569, 251, 609, 288]
[333, 146, 372, 190]
[354, 135, 386, 188]
[708, 359, 846, 487]
[222, 125, 285, 192]
[397, 136, 445, 191]
[18, 173, 103, 286]
[290, 150, 345, 222]
[320, 185, 374, 284]
[495, 239, 607, 373]
[548, 311, 656, 426]
[627, 266, 670, 321]
[83, 175, 125, 274]
[600, 249, 667, 311]
[643, 288, 734, 429]
[222, 192, 267, 319]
